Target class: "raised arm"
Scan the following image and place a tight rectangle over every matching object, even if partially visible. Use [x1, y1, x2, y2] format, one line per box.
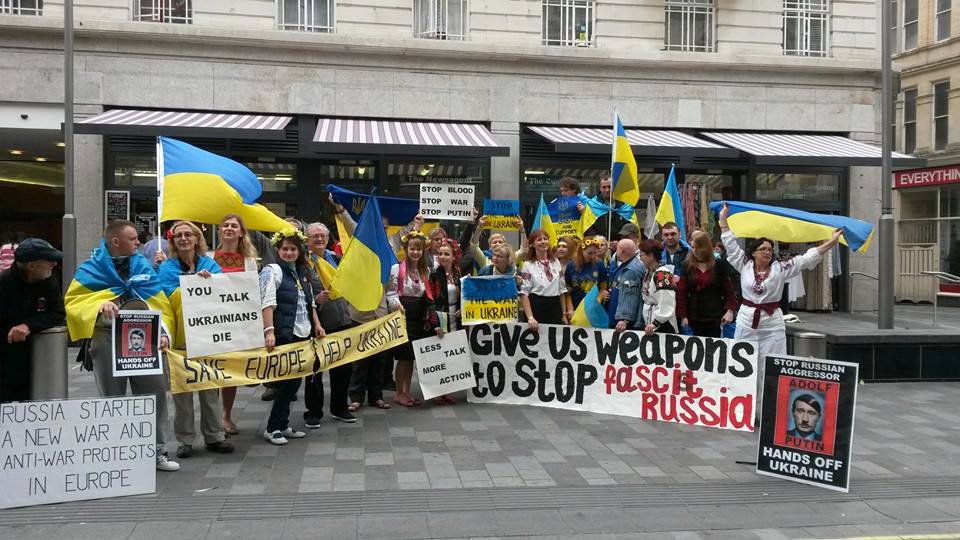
[718, 204, 747, 272]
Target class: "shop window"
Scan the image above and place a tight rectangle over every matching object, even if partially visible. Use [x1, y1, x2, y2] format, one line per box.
[933, 82, 949, 152]
[755, 172, 840, 202]
[890, 0, 898, 54]
[134, 0, 192, 24]
[903, 0, 917, 50]
[384, 162, 485, 200]
[113, 156, 158, 188]
[415, 0, 468, 40]
[0, 0, 41, 15]
[936, 0, 951, 41]
[783, 0, 828, 57]
[900, 188, 938, 219]
[247, 162, 298, 192]
[903, 88, 917, 154]
[278, 0, 334, 33]
[542, 0, 595, 47]
[940, 185, 960, 218]
[665, 0, 715, 52]
[941, 220, 960, 276]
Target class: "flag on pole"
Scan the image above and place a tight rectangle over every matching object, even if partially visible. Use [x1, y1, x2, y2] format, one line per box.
[531, 194, 558, 246]
[611, 112, 640, 207]
[570, 284, 609, 328]
[654, 164, 686, 243]
[644, 194, 660, 239]
[332, 192, 398, 311]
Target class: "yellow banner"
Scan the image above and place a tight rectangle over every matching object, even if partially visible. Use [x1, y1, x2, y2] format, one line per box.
[462, 299, 519, 325]
[167, 311, 407, 393]
[480, 215, 520, 231]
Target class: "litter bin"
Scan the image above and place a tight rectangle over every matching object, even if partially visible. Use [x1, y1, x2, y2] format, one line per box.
[790, 331, 826, 358]
[30, 326, 69, 400]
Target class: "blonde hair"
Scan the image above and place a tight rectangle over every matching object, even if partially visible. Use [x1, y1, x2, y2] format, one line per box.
[491, 244, 515, 266]
[167, 221, 208, 259]
[216, 214, 258, 260]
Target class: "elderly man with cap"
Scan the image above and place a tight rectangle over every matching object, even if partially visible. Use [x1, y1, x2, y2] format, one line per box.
[0, 238, 66, 403]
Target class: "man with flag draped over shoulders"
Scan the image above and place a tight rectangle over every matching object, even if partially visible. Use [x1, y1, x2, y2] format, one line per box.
[582, 172, 637, 239]
[65, 219, 180, 472]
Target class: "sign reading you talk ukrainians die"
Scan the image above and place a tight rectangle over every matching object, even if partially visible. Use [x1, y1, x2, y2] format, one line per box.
[179, 272, 264, 358]
[0, 396, 157, 509]
[419, 183, 475, 221]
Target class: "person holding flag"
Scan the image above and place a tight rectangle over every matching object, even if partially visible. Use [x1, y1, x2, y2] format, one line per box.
[565, 237, 609, 310]
[582, 173, 638, 239]
[158, 221, 234, 458]
[519, 230, 569, 331]
[654, 165, 690, 270]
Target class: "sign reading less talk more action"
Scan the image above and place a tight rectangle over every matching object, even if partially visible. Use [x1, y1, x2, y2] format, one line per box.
[419, 183, 475, 221]
[413, 330, 476, 401]
[179, 272, 264, 358]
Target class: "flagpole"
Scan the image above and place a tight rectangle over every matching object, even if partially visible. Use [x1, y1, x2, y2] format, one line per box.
[608, 110, 616, 244]
[155, 137, 163, 246]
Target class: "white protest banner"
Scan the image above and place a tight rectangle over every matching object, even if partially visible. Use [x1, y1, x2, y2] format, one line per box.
[0, 396, 157, 509]
[419, 183, 475, 221]
[112, 310, 163, 377]
[468, 323, 758, 431]
[414, 330, 475, 401]
[180, 271, 263, 358]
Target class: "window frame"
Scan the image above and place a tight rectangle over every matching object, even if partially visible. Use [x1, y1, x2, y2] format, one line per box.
[541, 0, 596, 47]
[277, 0, 336, 33]
[903, 87, 918, 154]
[782, 0, 830, 57]
[935, 0, 951, 42]
[664, 0, 716, 53]
[890, 0, 899, 54]
[414, 0, 469, 40]
[933, 81, 950, 152]
[0, 0, 42, 15]
[902, 0, 918, 50]
[133, 0, 193, 24]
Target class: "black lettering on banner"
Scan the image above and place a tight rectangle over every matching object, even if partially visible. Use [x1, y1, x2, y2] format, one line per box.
[683, 337, 705, 371]
[534, 360, 554, 402]
[619, 332, 640, 366]
[576, 365, 597, 404]
[487, 361, 505, 396]
[640, 334, 663, 366]
[570, 328, 589, 362]
[704, 338, 728, 374]
[513, 359, 536, 397]
[664, 334, 685, 368]
[729, 342, 755, 377]
[556, 362, 575, 403]
[594, 332, 618, 365]
[471, 362, 488, 398]
[547, 326, 570, 359]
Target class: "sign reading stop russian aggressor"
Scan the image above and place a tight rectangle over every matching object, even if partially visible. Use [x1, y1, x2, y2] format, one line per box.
[468, 323, 758, 431]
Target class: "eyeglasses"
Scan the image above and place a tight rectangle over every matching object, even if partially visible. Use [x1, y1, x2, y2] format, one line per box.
[173, 232, 195, 239]
[754, 247, 773, 253]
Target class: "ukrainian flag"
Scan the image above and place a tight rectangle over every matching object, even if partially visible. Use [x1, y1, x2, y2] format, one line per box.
[571, 283, 609, 328]
[611, 112, 640, 207]
[531, 194, 558, 246]
[579, 197, 640, 237]
[710, 200, 875, 253]
[332, 192, 398, 311]
[158, 137, 288, 232]
[65, 240, 175, 341]
[309, 252, 343, 301]
[157, 256, 221, 348]
[654, 164, 686, 243]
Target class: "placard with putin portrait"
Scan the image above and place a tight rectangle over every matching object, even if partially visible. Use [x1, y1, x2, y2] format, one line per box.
[112, 310, 163, 377]
[756, 354, 858, 492]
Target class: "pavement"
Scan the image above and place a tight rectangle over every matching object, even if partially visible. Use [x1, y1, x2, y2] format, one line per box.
[2, 311, 960, 539]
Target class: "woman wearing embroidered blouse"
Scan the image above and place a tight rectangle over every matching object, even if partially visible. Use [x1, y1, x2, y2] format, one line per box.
[614, 239, 677, 335]
[429, 240, 462, 405]
[208, 214, 258, 436]
[259, 229, 325, 445]
[718, 204, 841, 397]
[387, 231, 437, 407]
[519, 229, 570, 331]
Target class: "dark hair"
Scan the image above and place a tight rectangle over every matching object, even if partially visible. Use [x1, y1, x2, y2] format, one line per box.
[559, 177, 581, 193]
[661, 222, 680, 233]
[792, 394, 822, 415]
[747, 237, 775, 260]
[526, 229, 554, 261]
[598, 171, 611, 182]
[129, 329, 145, 339]
[275, 236, 309, 269]
[638, 239, 663, 261]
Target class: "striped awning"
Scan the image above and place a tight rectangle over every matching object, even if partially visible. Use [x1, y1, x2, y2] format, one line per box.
[75, 109, 293, 139]
[700, 132, 926, 167]
[311, 118, 510, 157]
[528, 126, 739, 158]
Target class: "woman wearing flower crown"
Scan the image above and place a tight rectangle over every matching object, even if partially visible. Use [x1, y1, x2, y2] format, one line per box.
[258, 228, 325, 445]
[428, 238, 462, 405]
[565, 237, 609, 313]
[386, 230, 437, 407]
[519, 230, 570, 332]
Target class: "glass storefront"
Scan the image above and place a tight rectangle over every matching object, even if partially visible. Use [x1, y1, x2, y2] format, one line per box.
[899, 185, 960, 278]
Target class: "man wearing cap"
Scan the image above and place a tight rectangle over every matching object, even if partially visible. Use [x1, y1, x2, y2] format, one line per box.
[0, 238, 66, 403]
[609, 223, 641, 274]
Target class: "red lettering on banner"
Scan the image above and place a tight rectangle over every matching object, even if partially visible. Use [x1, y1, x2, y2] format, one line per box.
[894, 165, 960, 189]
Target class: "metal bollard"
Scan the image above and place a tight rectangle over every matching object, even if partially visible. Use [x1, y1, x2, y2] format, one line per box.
[30, 326, 69, 400]
[791, 331, 827, 358]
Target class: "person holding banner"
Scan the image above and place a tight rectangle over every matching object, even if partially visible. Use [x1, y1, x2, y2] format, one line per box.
[718, 204, 841, 396]
[427, 240, 463, 405]
[387, 231, 438, 407]
[519, 230, 569, 330]
[259, 228, 325, 445]
[615, 239, 677, 334]
[158, 221, 234, 458]
[566, 237, 609, 310]
[675, 229, 737, 338]
[469, 215, 528, 270]
[605, 239, 637, 328]
[207, 214, 259, 436]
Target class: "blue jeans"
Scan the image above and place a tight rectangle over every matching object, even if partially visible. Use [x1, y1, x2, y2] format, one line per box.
[267, 377, 302, 433]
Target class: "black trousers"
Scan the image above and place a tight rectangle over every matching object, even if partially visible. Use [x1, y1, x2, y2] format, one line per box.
[690, 320, 722, 338]
[349, 349, 386, 404]
[304, 324, 352, 417]
[0, 343, 31, 403]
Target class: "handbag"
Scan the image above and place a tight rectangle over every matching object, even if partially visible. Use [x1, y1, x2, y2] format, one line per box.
[721, 322, 736, 339]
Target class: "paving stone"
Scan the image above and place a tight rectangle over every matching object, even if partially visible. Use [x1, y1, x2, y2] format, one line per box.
[485, 462, 519, 477]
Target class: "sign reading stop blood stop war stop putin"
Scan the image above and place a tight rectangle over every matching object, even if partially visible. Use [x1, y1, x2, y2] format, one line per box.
[756, 355, 858, 492]
[419, 183, 475, 221]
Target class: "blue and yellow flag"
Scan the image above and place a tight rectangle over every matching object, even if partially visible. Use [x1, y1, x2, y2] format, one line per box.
[579, 197, 639, 237]
[611, 112, 640, 207]
[461, 275, 519, 325]
[531, 194, 558, 246]
[332, 192, 398, 311]
[64, 240, 175, 341]
[710, 200, 875, 253]
[548, 195, 584, 238]
[157, 256, 221, 348]
[654, 164, 686, 243]
[158, 137, 288, 232]
[571, 283, 609, 328]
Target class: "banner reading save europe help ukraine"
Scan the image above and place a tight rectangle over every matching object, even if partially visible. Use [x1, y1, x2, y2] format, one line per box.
[166, 312, 407, 393]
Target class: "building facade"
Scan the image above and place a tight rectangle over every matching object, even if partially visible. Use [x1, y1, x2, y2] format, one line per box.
[1, 0, 901, 310]
[891, 0, 960, 302]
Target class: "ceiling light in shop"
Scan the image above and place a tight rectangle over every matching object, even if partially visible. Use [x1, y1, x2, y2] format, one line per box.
[524, 169, 545, 175]
[357, 167, 367, 175]
[56, 142, 65, 148]
[35, 157, 47, 162]
[9, 150, 24, 155]
[419, 165, 435, 176]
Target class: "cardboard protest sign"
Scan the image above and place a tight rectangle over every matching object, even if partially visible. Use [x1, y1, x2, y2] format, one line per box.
[756, 355, 858, 492]
[414, 330, 475, 400]
[461, 276, 519, 325]
[167, 311, 407, 393]
[419, 183, 475, 221]
[112, 310, 163, 377]
[179, 272, 264, 358]
[468, 323, 757, 431]
[482, 199, 521, 231]
[549, 195, 583, 238]
[0, 396, 156, 509]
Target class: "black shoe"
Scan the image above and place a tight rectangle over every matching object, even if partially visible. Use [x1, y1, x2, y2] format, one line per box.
[175, 444, 193, 458]
[303, 414, 323, 429]
[261, 386, 278, 401]
[205, 441, 234, 454]
[331, 410, 357, 423]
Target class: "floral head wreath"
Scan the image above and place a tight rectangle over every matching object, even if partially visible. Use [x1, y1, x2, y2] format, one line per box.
[400, 230, 429, 246]
[270, 227, 308, 247]
[443, 238, 462, 259]
[580, 237, 602, 250]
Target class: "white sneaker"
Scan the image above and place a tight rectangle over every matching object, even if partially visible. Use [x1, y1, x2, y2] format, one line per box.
[264, 430, 288, 445]
[281, 427, 306, 439]
[156, 454, 180, 472]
